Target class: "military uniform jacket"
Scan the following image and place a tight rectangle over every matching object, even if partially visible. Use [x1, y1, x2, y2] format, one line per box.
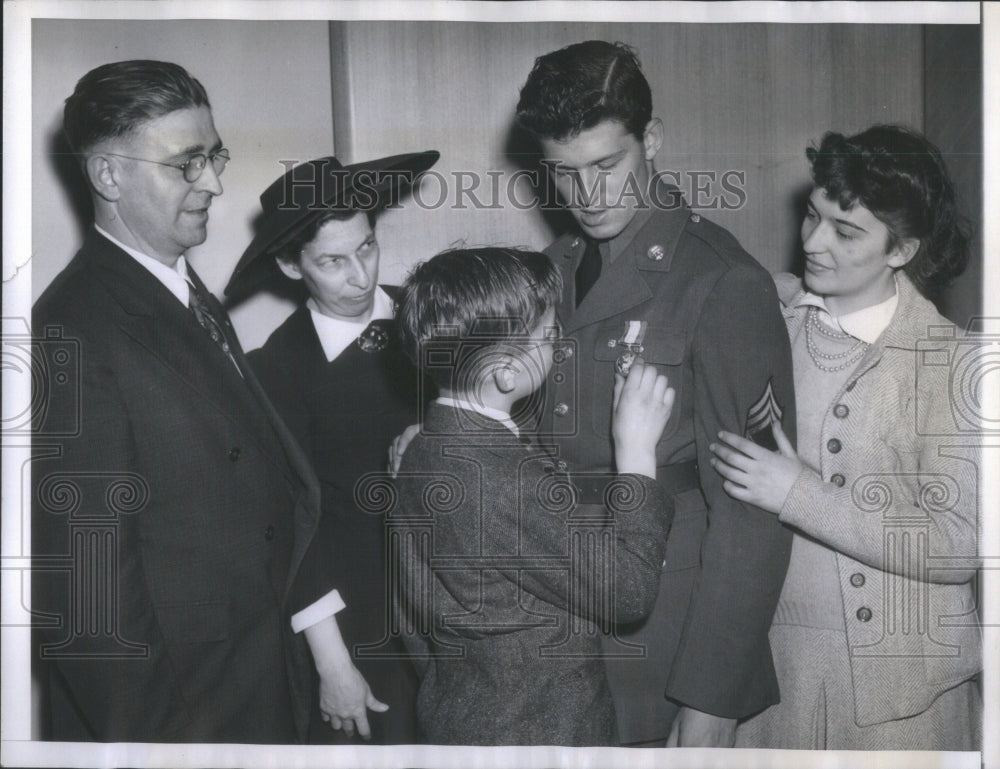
[31, 229, 328, 743]
[541, 194, 796, 739]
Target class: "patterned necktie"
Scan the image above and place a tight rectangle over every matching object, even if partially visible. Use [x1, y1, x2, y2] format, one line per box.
[575, 237, 602, 307]
[187, 281, 243, 376]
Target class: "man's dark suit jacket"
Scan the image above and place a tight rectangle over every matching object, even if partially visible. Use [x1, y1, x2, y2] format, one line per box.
[31, 228, 330, 743]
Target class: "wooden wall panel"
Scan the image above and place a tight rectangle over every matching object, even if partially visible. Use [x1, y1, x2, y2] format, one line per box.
[330, 22, 924, 284]
[924, 25, 983, 329]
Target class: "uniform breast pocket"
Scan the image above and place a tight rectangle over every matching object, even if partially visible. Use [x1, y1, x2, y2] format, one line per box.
[591, 326, 686, 440]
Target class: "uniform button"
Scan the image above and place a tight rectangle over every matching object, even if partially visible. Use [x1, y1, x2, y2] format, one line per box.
[264, 525, 275, 541]
[556, 460, 569, 473]
[689, 213, 701, 223]
[647, 244, 665, 261]
[607, 338, 618, 348]
[830, 473, 846, 487]
[856, 607, 873, 622]
[850, 573, 866, 588]
[833, 404, 849, 418]
[553, 402, 569, 417]
[827, 438, 842, 454]
[229, 447, 241, 461]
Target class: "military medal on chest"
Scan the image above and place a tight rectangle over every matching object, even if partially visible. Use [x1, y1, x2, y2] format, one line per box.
[612, 320, 648, 376]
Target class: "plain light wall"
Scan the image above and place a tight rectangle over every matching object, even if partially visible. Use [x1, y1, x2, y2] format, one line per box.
[329, 22, 924, 290]
[31, 19, 334, 350]
[34, 21, 981, 351]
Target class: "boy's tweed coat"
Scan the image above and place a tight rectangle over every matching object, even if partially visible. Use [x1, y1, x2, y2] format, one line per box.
[395, 402, 674, 745]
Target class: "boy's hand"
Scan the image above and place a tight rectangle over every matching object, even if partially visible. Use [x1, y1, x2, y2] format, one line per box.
[612, 359, 675, 479]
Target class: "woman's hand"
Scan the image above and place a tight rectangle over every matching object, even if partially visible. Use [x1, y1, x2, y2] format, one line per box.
[303, 615, 388, 739]
[708, 423, 802, 514]
[316, 661, 388, 739]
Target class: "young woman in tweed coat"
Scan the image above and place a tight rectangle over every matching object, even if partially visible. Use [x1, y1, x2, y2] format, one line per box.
[709, 125, 982, 750]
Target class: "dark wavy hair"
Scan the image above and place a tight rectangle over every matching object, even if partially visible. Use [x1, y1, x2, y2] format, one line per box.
[516, 40, 652, 141]
[398, 247, 563, 391]
[806, 125, 970, 296]
[64, 60, 210, 154]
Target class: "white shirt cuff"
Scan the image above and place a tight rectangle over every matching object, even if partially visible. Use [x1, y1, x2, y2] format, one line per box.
[290, 589, 346, 633]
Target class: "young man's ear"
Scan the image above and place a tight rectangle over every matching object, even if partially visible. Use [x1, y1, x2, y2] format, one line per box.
[642, 118, 664, 162]
[887, 237, 920, 269]
[84, 154, 121, 203]
[276, 257, 303, 281]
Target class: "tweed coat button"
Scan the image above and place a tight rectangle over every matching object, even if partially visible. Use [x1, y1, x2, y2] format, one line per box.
[647, 244, 665, 261]
[264, 525, 275, 541]
[553, 402, 569, 417]
[830, 473, 846, 487]
[833, 404, 849, 418]
[689, 213, 701, 223]
[856, 606, 873, 622]
[850, 573, 866, 588]
[229, 447, 241, 461]
[827, 438, 842, 454]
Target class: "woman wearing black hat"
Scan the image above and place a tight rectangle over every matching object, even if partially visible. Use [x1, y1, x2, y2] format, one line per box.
[227, 152, 439, 744]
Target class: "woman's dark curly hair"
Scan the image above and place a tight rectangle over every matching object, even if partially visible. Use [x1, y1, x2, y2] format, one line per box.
[806, 125, 970, 297]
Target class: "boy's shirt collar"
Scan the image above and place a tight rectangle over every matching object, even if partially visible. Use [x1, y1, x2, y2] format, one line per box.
[435, 396, 520, 437]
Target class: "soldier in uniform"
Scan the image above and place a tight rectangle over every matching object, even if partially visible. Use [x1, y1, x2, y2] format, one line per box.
[514, 40, 796, 747]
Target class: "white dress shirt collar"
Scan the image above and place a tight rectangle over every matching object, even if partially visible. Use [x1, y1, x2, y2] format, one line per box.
[793, 275, 898, 344]
[95, 224, 191, 306]
[307, 287, 394, 362]
[435, 396, 520, 437]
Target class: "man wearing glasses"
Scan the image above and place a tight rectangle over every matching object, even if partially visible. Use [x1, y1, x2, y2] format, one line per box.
[32, 60, 363, 743]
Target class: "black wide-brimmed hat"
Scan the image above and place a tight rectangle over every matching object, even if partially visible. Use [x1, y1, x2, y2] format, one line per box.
[225, 150, 439, 300]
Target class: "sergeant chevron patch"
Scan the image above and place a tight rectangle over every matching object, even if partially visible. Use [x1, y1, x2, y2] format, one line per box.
[745, 377, 784, 451]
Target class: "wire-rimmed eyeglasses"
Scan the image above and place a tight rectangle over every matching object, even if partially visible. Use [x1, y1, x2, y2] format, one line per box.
[102, 149, 231, 183]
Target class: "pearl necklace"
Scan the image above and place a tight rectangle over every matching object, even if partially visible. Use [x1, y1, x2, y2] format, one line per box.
[805, 306, 869, 372]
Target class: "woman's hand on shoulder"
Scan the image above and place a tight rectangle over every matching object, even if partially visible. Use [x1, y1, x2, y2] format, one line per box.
[708, 423, 803, 514]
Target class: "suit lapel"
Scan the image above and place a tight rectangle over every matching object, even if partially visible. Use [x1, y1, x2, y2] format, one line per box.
[83, 230, 296, 477]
